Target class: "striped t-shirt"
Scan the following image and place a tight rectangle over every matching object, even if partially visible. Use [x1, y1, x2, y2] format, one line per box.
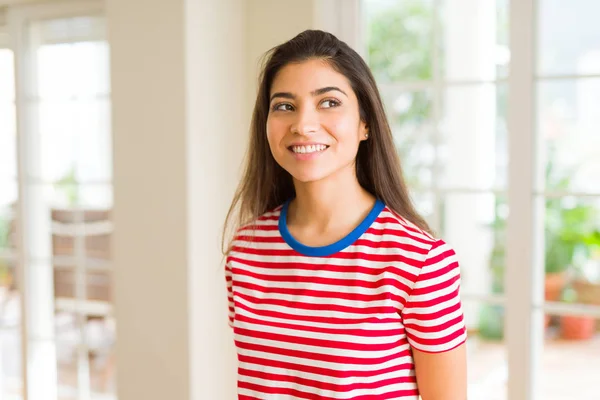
[225, 199, 467, 400]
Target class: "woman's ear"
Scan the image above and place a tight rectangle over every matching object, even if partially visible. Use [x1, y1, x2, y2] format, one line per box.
[360, 121, 369, 141]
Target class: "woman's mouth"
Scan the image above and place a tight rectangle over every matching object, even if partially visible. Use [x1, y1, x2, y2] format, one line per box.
[289, 144, 329, 154]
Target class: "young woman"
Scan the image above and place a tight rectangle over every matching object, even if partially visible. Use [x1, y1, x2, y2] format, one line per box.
[223, 30, 467, 400]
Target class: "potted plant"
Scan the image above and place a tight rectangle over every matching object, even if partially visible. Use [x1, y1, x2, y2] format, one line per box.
[543, 196, 575, 328]
[559, 284, 596, 340]
[571, 232, 600, 305]
[539, 149, 600, 327]
[542, 154, 577, 303]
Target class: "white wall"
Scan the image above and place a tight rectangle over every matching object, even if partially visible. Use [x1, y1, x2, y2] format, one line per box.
[245, 0, 316, 111]
[107, 0, 191, 398]
[184, 0, 245, 399]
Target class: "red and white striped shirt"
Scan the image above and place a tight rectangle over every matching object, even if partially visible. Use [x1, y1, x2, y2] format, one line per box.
[225, 199, 466, 399]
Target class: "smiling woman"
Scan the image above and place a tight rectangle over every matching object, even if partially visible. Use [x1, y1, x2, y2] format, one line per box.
[223, 30, 467, 400]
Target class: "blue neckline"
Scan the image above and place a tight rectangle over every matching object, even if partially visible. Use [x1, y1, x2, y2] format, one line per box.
[278, 199, 385, 257]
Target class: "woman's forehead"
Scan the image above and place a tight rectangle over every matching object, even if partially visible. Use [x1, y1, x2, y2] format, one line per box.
[271, 60, 352, 95]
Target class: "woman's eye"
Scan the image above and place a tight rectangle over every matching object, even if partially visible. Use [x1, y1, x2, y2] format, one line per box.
[273, 103, 294, 112]
[321, 99, 341, 109]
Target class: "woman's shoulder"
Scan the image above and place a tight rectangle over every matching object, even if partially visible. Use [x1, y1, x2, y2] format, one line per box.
[226, 206, 283, 261]
[376, 205, 438, 244]
[238, 204, 284, 232]
[228, 204, 284, 248]
[375, 205, 458, 270]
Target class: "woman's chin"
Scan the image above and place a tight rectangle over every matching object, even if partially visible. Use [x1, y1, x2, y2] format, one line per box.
[289, 170, 331, 184]
[287, 163, 354, 186]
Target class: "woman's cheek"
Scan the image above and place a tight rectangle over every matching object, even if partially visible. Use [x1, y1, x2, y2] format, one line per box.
[266, 123, 287, 157]
[265, 122, 279, 145]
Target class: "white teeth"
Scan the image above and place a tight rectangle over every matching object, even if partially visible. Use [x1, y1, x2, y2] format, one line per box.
[292, 144, 327, 154]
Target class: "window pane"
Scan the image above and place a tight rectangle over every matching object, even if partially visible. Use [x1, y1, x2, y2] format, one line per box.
[542, 195, 600, 307]
[541, 316, 600, 399]
[55, 313, 115, 399]
[37, 41, 110, 99]
[538, 0, 600, 77]
[0, 328, 23, 399]
[0, 49, 16, 181]
[0, 49, 15, 102]
[410, 190, 435, 228]
[0, 181, 22, 398]
[465, 301, 507, 400]
[380, 87, 435, 189]
[441, 0, 509, 81]
[34, 97, 112, 184]
[52, 206, 113, 399]
[0, 103, 17, 181]
[364, 0, 434, 83]
[440, 192, 506, 297]
[78, 184, 113, 210]
[0, 183, 18, 304]
[537, 79, 600, 194]
[23, 183, 112, 265]
[88, 317, 115, 397]
[32, 41, 112, 184]
[445, 194, 509, 398]
[55, 320, 79, 399]
[439, 84, 507, 190]
[0, 183, 17, 253]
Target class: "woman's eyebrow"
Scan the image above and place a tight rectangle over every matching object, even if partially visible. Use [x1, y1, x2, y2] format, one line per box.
[270, 86, 348, 102]
[311, 86, 348, 97]
[270, 92, 295, 102]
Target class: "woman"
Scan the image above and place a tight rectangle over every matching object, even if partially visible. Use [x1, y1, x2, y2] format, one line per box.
[224, 30, 467, 400]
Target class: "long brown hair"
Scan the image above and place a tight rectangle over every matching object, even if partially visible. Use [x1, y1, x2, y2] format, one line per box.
[222, 30, 431, 253]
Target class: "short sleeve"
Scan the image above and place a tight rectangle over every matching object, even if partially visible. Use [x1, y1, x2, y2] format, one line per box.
[402, 239, 467, 353]
[225, 258, 235, 328]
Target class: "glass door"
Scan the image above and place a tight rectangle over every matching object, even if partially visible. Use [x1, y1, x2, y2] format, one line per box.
[8, 2, 115, 399]
[363, 1, 509, 398]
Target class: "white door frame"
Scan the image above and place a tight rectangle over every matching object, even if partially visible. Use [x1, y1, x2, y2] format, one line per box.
[505, 0, 540, 399]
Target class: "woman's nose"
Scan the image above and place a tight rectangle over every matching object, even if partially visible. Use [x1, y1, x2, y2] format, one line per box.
[290, 107, 319, 135]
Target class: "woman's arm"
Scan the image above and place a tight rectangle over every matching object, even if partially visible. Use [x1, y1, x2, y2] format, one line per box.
[413, 344, 467, 400]
[401, 239, 468, 400]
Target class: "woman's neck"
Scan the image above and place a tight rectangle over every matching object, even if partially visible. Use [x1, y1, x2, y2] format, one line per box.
[287, 168, 376, 241]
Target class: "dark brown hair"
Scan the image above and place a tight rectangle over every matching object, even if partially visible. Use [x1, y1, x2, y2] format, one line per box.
[222, 29, 431, 253]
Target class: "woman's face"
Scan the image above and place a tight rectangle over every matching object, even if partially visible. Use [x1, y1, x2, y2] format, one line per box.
[266, 59, 368, 184]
